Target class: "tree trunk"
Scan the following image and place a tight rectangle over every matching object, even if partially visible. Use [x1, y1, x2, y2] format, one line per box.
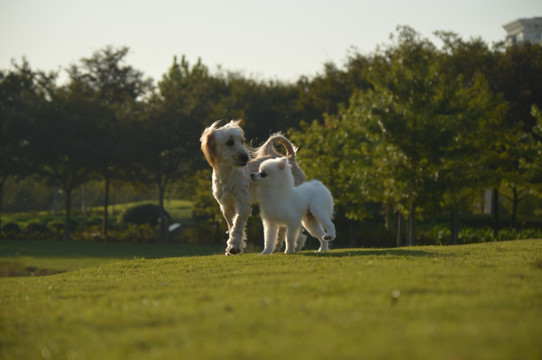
[450, 208, 459, 245]
[81, 184, 87, 216]
[407, 204, 416, 246]
[0, 179, 4, 233]
[102, 176, 110, 240]
[158, 184, 168, 243]
[492, 188, 499, 238]
[52, 187, 59, 216]
[395, 211, 402, 247]
[511, 184, 518, 228]
[63, 189, 72, 241]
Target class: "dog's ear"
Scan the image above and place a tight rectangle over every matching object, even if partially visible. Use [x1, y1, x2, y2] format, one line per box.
[229, 119, 244, 134]
[200, 128, 217, 168]
[278, 157, 287, 171]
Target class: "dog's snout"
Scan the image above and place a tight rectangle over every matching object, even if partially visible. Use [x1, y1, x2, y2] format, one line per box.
[239, 154, 250, 166]
[250, 173, 257, 181]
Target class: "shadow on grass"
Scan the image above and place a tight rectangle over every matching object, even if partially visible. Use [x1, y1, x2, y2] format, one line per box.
[0, 239, 225, 259]
[0, 260, 66, 277]
[0, 240, 226, 277]
[301, 248, 445, 258]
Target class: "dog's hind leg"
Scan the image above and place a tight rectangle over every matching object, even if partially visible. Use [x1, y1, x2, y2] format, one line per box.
[276, 227, 306, 253]
[295, 233, 307, 252]
[302, 209, 335, 252]
[302, 214, 326, 239]
[302, 214, 329, 252]
[273, 227, 286, 253]
[308, 203, 336, 241]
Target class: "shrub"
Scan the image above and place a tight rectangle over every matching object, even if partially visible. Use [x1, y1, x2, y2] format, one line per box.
[73, 224, 158, 243]
[79, 217, 102, 227]
[47, 219, 78, 232]
[26, 221, 51, 240]
[71, 225, 104, 242]
[2, 222, 21, 236]
[48, 221, 66, 232]
[116, 224, 158, 243]
[27, 221, 49, 233]
[119, 203, 171, 226]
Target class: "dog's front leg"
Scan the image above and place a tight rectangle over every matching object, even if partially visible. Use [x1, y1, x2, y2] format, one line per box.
[284, 224, 301, 254]
[226, 204, 250, 255]
[222, 205, 238, 255]
[261, 221, 279, 255]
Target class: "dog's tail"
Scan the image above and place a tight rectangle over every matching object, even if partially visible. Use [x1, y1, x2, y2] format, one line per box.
[252, 132, 299, 159]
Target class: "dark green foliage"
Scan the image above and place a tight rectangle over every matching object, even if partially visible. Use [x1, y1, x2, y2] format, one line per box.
[47, 219, 78, 232]
[119, 203, 171, 226]
[48, 221, 65, 232]
[2, 222, 20, 235]
[26, 222, 49, 233]
[25, 222, 51, 240]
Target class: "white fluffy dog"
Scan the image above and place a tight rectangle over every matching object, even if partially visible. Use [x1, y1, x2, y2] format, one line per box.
[251, 157, 336, 254]
[200, 120, 306, 255]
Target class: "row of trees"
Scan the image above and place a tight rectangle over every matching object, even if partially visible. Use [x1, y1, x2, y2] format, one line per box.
[0, 46, 327, 241]
[290, 27, 542, 244]
[1, 26, 542, 244]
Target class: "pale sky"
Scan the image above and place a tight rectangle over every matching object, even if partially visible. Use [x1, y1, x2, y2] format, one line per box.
[1, 0, 540, 84]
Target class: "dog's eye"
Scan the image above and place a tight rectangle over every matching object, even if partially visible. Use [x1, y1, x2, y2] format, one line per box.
[226, 140, 234, 147]
[260, 171, 267, 178]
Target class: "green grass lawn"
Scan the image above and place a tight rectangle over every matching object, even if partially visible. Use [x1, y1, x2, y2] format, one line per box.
[1, 239, 541, 359]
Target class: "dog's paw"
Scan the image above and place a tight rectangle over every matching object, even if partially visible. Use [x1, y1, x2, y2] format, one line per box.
[225, 246, 242, 256]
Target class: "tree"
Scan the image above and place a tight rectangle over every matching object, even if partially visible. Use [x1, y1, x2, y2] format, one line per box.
[25, 74, 99, 240]
[0, 60, 42, 231]
[434, 33, 509, 242]
[488, 43, 542, 229]
[368, 27, 509, 244]
[222, 75, 301, 143]
[74, 46, 152, 238]
[295, 56, 372, 126]
[136, 56, 228, 242]
[290, 91, 396, 246]
[291, 27, 506, 246]
[532, 106, 542, 190]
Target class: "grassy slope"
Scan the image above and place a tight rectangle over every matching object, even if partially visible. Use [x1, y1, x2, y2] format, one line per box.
[1, 240, 541, 360]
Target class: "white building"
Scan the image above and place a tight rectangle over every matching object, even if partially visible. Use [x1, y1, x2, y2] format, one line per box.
[503, 17, 542, 46]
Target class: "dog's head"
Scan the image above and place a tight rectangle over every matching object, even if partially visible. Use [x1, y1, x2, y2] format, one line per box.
[200, 120, 250, 169]
[251, 157, 293, 185]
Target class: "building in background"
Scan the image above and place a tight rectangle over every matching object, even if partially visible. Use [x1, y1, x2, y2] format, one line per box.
[503, 17, 542, 46]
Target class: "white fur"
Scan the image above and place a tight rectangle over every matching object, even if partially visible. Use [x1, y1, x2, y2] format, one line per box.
[252, 157, 336, 254]
[200, 120, 306, 255]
